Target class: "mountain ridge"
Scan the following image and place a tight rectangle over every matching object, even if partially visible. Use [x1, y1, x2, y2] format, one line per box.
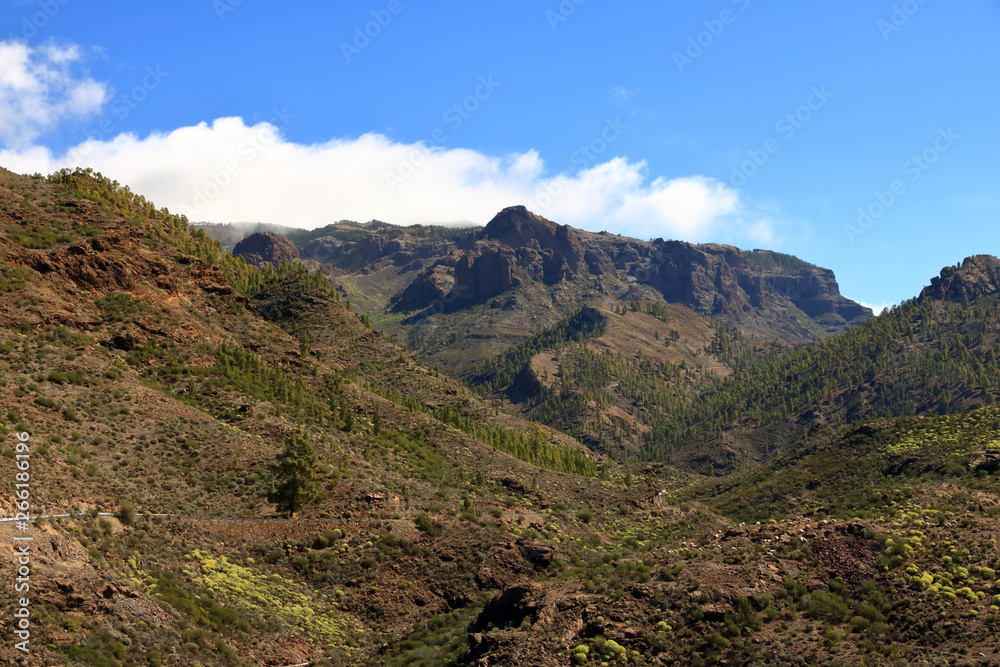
[213, 210, 876, 458]
[205, 206, 873, 377]
[653, 254, 1000, 471]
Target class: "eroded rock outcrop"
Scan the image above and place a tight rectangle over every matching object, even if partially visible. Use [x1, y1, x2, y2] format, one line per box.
[233, 232, 300, 268]
[920, 255, 1000, 304]
[391, 264, 456, 311]
[641, 241, 871, 334]
[452, 245, 519, 302]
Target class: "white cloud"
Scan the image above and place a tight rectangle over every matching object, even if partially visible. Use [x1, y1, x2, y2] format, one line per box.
[0, 115, 748, 242]
[0, 40, 109, 148]
[610, 86, 639, 104]
[740, 217, 777, 246]
[859, 301, 891, 316]
[0, 41, 762, 243]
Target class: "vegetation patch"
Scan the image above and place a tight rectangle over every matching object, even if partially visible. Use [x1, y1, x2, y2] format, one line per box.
[186, 550, 364, 651]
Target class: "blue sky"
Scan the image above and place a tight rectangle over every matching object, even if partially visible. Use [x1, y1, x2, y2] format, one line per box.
[0, 0, 998, 310]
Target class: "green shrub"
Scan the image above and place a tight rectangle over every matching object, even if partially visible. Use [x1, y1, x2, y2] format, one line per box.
[415, 513, 440, 536]
[116, 503, 137, 526]
[808, 590, 850, 622]
[96, 292, 150, 322]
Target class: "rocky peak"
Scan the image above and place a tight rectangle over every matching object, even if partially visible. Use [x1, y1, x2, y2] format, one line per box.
[919, 255, 1000, 304]
[482, 206, 571, 249]
[476, 206, 587, 286]
[233, 232, 300, 268]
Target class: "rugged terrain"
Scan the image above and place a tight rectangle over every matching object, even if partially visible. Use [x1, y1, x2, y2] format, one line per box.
[211, 207, 873, 457]
[0, 168, 998, 666]
[211, 206, 872, 370]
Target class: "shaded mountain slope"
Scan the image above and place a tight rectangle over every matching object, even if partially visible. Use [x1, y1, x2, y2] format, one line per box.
[656, 258, 1000, 473]
[687, 406, 1000, 522]
[461, 302, 759, 458]
[233, 231, 300, 268]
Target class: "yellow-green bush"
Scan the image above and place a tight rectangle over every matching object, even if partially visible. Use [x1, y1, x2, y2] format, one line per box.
[186, 550, 363, 650]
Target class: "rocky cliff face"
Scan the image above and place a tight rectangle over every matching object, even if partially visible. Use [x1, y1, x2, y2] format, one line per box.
[213, 205, 872, 347]
[233, 231, 300, 268]
[391, 264, 456, 310]
[442, 206, 646, 303]
[453, 245, 520, 302]
[482, 206, 587, 280]
[393, 207, 590, 309]
[643, 241, 871, 332]
[302, 234, 410, 270]
[648, 242, 750, 314]
[920, 255, 1000, 304]
[397, 206, 870, 336]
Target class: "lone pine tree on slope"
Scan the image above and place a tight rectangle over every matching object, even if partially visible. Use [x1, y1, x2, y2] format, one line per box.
[268, 429, 319, 518]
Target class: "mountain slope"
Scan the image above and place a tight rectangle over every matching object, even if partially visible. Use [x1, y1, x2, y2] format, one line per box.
[0, 168, 620, 665]
[201, 206, 872, 378]
[204, 209, 872, 461]
[4, 167, 1000, 665]
[655, 256, 1000, 473]
[688, 406, 1000, 522]
[460, 301, 760, 458]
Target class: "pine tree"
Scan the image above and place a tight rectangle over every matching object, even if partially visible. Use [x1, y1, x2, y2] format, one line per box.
[268, 430, 319, 518]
